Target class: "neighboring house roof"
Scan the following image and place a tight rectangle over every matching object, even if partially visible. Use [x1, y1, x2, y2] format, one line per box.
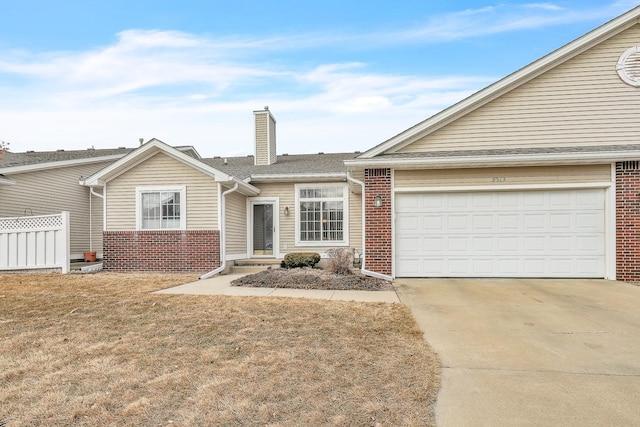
[358, 5, 640, 160]
[80, 138, 260, 196]
[0, 145, 201, 176]
[204, 152, 360, 181]
[0, 148, 135, 168]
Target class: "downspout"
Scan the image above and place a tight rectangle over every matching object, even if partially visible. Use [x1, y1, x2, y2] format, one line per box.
[199, 182, 239, 280]
[89, 187, 105, 254]
[347, 171, 393, 281]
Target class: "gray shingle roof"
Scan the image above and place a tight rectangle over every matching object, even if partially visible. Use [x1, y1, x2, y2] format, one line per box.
[203, 152, 360, 179]
[375, 144, 640, 159]
[0, 148, 136, 168]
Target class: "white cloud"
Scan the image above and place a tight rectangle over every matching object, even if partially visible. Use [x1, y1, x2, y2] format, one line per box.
[0, 2, 630, 156]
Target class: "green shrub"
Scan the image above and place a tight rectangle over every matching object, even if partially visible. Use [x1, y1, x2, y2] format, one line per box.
[281, 252, 321, 269]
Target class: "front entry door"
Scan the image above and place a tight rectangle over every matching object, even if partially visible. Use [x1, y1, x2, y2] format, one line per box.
[252, 203, 274, 256]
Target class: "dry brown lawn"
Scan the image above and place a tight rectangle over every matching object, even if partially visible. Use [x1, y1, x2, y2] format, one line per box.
[0, 273, 439, 426]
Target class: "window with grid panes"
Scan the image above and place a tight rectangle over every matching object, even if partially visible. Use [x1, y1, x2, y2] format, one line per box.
[137, 188, 185, 230]
[297, 185, 346, 244]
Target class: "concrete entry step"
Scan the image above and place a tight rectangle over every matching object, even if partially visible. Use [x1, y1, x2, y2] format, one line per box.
[230, 259, 282, 274]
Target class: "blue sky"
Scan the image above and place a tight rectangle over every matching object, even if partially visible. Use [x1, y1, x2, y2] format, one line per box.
[1, 1, 638, 157]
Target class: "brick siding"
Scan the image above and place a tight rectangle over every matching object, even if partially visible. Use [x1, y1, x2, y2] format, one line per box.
[103, 230, 220, 273]
[616, 161, 640, 282]
[364, 168, 392, 276]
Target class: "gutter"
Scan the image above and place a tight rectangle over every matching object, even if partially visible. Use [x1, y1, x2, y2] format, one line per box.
[346, 172, 393, 281]
[344, 149, 640, 170]
[249, 172, 347, 183]
[88, 187, 104, 254]
[199, 183, 239, 280]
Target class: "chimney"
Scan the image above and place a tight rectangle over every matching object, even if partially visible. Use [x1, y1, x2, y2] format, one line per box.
[253, 106, 276, 165]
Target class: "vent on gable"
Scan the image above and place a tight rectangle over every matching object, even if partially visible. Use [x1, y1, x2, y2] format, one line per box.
[617, 46, 640, 87]
[365, 168, 390, 178]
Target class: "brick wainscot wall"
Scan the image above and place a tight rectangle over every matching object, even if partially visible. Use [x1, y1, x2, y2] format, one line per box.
[616, 161, 640, 282]
[364, 168, 392, 276]
[103, 230, 220, 273]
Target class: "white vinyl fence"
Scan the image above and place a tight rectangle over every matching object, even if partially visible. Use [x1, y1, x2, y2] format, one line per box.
[0, 212, 70, 273]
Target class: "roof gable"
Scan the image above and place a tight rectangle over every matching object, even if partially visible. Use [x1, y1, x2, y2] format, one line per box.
[359, 5, 640, 159]
[80, 138, 259, 195]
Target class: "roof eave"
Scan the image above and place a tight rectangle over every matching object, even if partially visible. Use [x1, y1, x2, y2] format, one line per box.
[0, 154, 129, 175]
[222, 178, 260, 196]
[248, 172, 347, 183]
[345, 150, 640, 170]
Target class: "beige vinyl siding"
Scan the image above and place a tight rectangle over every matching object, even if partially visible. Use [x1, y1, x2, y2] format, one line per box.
[398, 24, 640, 153]
[224, 190, 247, 257]
[394, 165, 612, 188]
[255, 182, 363, 255]
[348, 189, 362, 251]
[106, 152, 218, 230]
[255, 113, 268, 165]
[0, 161, 111, 258]
[268, 114, 276, 164]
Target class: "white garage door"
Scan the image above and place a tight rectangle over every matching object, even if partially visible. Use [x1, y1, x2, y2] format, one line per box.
[395, 189, 605, 278]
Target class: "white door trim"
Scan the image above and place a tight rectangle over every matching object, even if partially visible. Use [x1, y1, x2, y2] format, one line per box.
[247, 197, 280, 258]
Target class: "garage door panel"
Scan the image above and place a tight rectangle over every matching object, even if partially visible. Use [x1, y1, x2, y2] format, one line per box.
[576, 189, 603, 207]
[576, 212, 604, 230]
[448, 237, 469, 252]
[422, 214, 444, 230]
[396, 236, 420, 253]
[549, 213, 572, 230]
[498, 214, 519, 229]
[472, 236, 493, 252]
[395, 189, 605, 278]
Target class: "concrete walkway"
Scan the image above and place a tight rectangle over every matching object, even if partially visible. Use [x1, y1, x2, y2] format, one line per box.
[395, 278, 640, 427]
[154, 273, 400, 303]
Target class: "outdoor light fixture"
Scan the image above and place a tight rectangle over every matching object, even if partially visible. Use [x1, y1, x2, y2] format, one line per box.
[373, 195, 382, 207]
[284, 206, 290, 216]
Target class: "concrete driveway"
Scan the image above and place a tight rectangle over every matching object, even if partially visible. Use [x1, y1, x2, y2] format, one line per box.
[395, 279, 640, 427]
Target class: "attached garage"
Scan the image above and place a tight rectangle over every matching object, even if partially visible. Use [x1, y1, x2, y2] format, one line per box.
[347, 8, 640, 282]
[395, 188, 607, 278]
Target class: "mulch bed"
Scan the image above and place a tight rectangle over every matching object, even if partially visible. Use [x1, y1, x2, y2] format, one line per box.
[231, 267, 394, 291]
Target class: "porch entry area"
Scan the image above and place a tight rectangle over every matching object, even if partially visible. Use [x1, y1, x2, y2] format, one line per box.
[249, 198, 279, 258]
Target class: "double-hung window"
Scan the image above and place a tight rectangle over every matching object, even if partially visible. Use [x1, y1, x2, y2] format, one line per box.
[296, 184, 348, 246]
[136, 186, 186, 230]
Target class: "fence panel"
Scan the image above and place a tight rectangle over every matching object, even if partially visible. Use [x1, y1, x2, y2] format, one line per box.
[0, 212, 70, 273]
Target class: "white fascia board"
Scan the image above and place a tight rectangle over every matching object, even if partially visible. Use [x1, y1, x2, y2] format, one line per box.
[249, 172, 347, 183]
[345, 150, 640, 170]
[359, 7, 640, 159]
[0, 154, 126, 175]
[81, 139, 231, 186]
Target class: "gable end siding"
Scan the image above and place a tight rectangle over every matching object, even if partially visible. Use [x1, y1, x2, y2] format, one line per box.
[398, 24, 640, 153]
[106, 152, 218, 230]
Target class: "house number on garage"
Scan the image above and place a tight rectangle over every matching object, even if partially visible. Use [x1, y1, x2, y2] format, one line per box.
[491, 177, 506, 182]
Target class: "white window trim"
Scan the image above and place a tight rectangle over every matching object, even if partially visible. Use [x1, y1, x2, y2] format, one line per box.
[294, 183, 349, 247]
[135, 186, 187, 231]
